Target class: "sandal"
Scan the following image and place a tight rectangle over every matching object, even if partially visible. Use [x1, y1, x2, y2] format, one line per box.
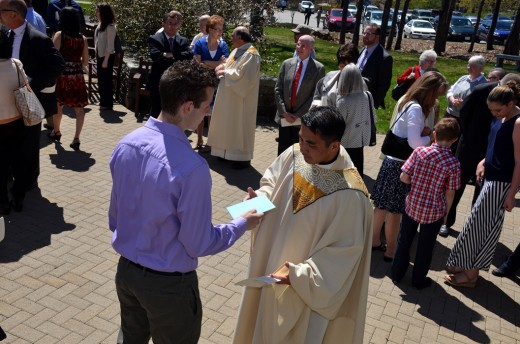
[446, 266, 464, 274]
[194, 143, 204, 150]
[47, 130, 62, 142]
[444, 271, 478, 288]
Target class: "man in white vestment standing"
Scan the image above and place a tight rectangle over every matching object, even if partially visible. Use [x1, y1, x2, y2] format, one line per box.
[207, 26, 261, 169]
[233, 106, 374, 344]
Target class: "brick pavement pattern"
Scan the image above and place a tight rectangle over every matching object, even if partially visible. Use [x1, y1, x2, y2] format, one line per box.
[0, 104, 519, 343]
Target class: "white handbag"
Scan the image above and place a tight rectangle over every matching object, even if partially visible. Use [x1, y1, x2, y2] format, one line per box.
[13, 59, 46, 126]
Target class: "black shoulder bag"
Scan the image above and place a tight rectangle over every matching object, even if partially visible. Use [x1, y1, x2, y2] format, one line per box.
[381, 103, 414, 160]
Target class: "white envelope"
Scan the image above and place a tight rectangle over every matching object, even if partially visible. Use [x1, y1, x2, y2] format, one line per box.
[281, 118, 301, 127]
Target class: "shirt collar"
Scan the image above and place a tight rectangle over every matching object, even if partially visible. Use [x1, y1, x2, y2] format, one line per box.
[144, 117, 188, 142]
[163, 32, 176, 40]
[432, 142, 451, 151]
[12, 21, 27, 36]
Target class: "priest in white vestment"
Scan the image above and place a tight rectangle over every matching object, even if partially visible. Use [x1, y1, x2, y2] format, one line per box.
[233, 107, 374, 344]
[207, 26, 261, 169]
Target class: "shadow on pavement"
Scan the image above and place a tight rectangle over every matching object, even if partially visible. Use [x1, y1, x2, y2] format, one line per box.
[99, 108, 127, 123]
[0, 189, 75, 263]
[400, 284, 491, 343]
[48, 143, 96, 172]
[205, 154, 263, 192]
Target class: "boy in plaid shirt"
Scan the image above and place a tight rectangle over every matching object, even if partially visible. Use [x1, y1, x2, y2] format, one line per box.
[391, 118, 461, 289]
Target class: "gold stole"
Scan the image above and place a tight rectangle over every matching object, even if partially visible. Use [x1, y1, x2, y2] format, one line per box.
[292, 148, 368, 213]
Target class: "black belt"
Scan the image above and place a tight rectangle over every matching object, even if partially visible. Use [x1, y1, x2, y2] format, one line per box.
[122, 256, 194, 277]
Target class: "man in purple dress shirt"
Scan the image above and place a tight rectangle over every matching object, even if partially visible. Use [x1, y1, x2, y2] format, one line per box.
[108, 60, 263, 343]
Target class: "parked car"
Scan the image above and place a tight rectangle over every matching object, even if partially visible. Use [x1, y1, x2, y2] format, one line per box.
[452, 11, 464, 17]
[484, 14, 511, 21]
[348, 4, 357, 16]
[466, 15, 479, 27]
[477, 19, 513, 44]
[448, 17, 475, 41]
[298, 1, 314, 13]
[325, 8, 356, 32]
[364, 10, 394, 33]
[403, 19, 436, 39]
[409, 9, 434, 22]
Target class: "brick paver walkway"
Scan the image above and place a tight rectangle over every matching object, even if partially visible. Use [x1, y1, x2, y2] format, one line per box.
[0, 103, 518, 343]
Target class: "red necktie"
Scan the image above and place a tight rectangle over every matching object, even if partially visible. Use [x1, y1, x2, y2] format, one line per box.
[290, 61, 303, 110]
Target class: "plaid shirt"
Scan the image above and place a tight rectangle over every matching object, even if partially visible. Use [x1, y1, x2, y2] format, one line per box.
[402, 143, 461, 224]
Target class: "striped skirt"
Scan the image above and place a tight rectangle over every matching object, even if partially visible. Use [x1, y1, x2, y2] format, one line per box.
[446, 180, 511, 271]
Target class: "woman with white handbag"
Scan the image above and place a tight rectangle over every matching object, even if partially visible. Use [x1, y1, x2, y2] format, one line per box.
[0, 32, 29, 214]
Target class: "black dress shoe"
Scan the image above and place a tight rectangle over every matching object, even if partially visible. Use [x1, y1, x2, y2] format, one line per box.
[231, 161, 251, 170]
[439, 224, 449, 237]
[412, 277, 433, 290]
[492, 266, 513, 277]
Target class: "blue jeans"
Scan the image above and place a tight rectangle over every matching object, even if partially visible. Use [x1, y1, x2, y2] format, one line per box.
[391, 213, 443, 285]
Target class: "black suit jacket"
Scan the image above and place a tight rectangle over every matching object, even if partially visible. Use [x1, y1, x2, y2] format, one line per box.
[147, 32, 193, 92]
[456, 82, 497, 170]
[360, 44, 393, 109]
[18, 23, 65, 115]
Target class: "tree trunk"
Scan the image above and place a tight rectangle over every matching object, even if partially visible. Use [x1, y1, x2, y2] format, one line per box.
[352, 0, 365, 47]
[468, 0, 486, 52]
[250, 0, 265, 41]
[394, 0, 411, 50]
[339, 0, 350, 44]
[504, 2, 520, 54]
[386, 0, 401, 50]
[379, 0, 393, 47]
[434, 0, 456, 54]
[486, 0, 502, 50]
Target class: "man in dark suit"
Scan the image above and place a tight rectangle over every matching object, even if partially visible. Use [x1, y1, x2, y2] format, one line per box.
[442, 72, 520, 236]
[147, 11, 193, 118]
[0, 0, 64, 206]
[274, 35, 325, 155]
[357, 24, 392, 109]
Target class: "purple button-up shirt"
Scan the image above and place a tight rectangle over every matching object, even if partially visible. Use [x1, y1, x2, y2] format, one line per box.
[109, 117, 247, 272]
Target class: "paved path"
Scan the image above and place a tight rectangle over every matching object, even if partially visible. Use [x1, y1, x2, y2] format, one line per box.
[0, 103, 519, 343]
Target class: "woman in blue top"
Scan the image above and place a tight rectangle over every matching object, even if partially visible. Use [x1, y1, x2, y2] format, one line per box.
[193, 15, 229, 152]
[445, 76, 520, 287]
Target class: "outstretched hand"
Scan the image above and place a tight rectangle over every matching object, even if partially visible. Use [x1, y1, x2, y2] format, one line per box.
[243, 187, 258, 201]
[241, 209, 264, 230]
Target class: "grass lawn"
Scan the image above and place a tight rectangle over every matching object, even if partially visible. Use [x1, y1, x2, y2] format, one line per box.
[261, 26, 497, 132]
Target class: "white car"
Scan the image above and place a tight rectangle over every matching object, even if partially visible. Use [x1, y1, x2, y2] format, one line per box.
[348, 4, 357, 16]
[298, 1, 314, 13]
[403, 19, 436, 39]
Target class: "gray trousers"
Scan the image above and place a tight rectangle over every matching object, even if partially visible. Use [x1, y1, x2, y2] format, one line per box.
[115, 256, 202, 344]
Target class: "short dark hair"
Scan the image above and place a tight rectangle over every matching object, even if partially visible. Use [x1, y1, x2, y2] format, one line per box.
[336, 43, 359, 65]
[434, 118, 460, 142]
[159, 60, 218, 117]
[59, 7, 81, 36]
[301, 106, 345, 145]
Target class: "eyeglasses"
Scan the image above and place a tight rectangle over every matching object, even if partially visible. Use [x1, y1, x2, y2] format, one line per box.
[0, 9, 16, 12]
[362, 32, 376, 36]
[488, 76, 499, 80]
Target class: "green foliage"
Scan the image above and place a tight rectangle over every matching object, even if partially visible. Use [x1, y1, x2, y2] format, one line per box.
[261, 26, 497, 132]
[94, 0, 275, 56]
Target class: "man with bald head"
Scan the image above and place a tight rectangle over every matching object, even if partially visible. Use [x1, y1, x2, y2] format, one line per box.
[275, 34, 325, 154]
[207, 26, 261, 169]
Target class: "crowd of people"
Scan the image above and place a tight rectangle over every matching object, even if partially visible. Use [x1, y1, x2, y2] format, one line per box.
[0, 2, 519, 343]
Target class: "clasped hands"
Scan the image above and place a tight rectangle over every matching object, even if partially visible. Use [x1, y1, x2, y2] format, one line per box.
[283, 112, 298, 123]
